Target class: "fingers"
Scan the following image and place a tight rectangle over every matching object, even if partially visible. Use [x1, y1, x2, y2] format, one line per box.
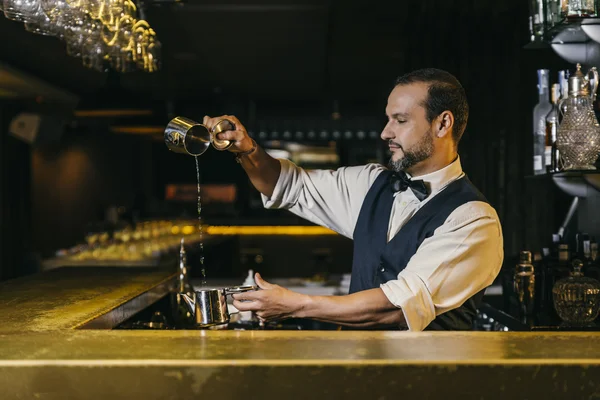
[215, 130, 246, 142]
[223, 115, 246, 132]
[203, 115, 221, 130]
[203, 115, 246, 133]
[202, 115, 226, 131]
[232, 290, 262, 301]
[203, 115, 253, 154]
[232, 299, 259, 312]
[254, 273, 274, 289]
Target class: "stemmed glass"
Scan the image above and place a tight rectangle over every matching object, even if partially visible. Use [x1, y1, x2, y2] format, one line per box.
[3, 0, 160, 72]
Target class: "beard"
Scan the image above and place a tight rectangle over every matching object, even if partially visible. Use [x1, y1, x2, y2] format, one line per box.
[388, 129, 435, 172]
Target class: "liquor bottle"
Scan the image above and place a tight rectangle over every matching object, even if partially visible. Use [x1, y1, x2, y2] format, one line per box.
[556, 243, 572, 277]
[581, 233, 590, 258]
[514, 250, 536, 324]
[533, 69, 552, 175]
[529, 0, 546, 41]
[554, 72, 568, 172]
[558, 69, 570, 123]
[560, 0, 569, 18]
[545, 84, 560, 171]
[585, 240, 600, 281]
[546, 0, 561, 26]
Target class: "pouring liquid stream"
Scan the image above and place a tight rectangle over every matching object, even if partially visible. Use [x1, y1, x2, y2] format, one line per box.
[195, 156, 206, 285]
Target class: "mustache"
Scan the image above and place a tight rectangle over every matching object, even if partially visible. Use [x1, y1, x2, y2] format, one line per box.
[388, 140, 402, 149]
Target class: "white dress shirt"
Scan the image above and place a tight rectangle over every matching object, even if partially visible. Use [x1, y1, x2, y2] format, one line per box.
[262, 157, 504, 331]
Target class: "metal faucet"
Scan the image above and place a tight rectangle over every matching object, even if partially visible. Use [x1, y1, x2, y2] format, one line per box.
[178, 238, 193, 293]
[171, 238, 195, 327]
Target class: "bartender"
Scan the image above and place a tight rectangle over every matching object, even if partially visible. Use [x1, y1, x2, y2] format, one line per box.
[203, 68, 503, 331]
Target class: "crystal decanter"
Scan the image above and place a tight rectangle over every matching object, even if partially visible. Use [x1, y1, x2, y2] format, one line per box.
[552, 259, 600, 325]
[557, 64, 600, 170]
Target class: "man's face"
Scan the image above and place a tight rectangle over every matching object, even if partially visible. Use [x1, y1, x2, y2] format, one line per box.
[382, 82, 435, 172]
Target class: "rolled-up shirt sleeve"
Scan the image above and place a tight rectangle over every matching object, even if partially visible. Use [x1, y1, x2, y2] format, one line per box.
[262, 159, 384, 239]
[380, 201, 504, 331]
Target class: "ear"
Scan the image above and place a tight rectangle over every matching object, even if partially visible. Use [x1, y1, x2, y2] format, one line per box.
[435, 111, 454, 139]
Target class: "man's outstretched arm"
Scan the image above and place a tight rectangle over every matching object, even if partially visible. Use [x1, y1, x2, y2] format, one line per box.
[233, 273, 407, 329]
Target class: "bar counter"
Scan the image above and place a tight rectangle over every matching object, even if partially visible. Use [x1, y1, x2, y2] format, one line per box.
[1, 268, 599, 399]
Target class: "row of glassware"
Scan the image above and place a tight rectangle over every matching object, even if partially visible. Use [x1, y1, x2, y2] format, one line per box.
[0, 0, 161, 72]
[56, 220, 201, 262]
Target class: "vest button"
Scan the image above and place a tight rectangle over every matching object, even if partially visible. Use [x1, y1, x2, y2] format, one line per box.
[379, 263, 385, 273]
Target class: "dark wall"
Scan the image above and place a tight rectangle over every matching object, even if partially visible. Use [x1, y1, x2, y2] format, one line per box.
[0, 104, 33, 280]
[30, 130, 154, 257]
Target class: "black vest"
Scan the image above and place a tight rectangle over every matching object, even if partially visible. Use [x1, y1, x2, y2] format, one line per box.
[351, 169, 489, 330]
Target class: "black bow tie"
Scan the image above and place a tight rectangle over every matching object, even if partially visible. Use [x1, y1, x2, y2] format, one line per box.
[389, 171, 429, 201]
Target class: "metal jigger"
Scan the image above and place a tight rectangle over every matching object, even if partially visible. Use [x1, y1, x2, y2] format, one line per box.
[164, 116, 235, 156]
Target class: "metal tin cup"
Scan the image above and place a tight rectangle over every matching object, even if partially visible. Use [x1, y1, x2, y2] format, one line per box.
[174, 285, 258, 328]
[164, 116, 235, 156]
[194, 288, 230, 327]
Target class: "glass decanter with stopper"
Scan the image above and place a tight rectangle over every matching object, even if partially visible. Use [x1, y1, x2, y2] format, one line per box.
[552, 259, 600, 325]
[557, 63, 600, 170]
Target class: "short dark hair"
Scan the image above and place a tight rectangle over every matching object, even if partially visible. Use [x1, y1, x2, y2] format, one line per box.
[395, 68, 469, 144]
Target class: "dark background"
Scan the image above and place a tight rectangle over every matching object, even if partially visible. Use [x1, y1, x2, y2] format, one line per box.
[0, 0, 577, 280]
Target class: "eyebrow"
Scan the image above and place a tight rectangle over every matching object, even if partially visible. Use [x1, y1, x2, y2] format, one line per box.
[388, 113, 409, 119]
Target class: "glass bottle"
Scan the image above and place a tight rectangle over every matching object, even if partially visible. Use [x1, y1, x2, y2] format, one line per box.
[529, 0, 546, 41]
[514, 251, 536, 323]
[557, 64, 600, 170]
[560, 0, 569, 18]
[546, 0, 562, 26]
[552, 259, 600, 325]
[546, 84, 560, 171]
[534, 69, 552, 175]
[558, 243, 571, 266]
[585, 241, 600, 281]
[582, 236, 592, 268]
[558, 69, 570, 123]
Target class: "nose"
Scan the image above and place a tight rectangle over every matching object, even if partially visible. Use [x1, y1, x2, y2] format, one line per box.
[380, 121, 394, 141]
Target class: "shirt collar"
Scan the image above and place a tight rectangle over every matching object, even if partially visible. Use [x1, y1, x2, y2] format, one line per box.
[405, 156, 464, 195]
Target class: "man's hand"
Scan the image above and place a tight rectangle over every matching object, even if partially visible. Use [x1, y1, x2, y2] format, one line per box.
[233, 273, 406, 329]
[231, 273, 308, 322]
[203, 115, 254, 153]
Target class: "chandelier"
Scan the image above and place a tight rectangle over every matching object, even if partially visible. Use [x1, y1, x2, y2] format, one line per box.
[1, 0, 161, 73]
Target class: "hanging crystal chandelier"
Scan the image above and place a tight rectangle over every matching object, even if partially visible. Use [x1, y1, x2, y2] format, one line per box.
[1, 0, 161, 73]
